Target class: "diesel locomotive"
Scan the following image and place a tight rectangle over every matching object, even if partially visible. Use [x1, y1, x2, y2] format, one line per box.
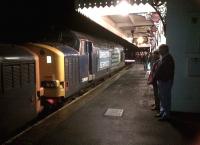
[24, 30, 125, 106]
[0, 30, 126, 142]
[0, 44, 39, 142]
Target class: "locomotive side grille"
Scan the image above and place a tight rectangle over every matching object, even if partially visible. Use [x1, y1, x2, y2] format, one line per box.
[21, 63, 35, 86]
[22, 64, 29, 84]
[75, 57, 79, 84]
[13, 65, 20, 88]
[0, 63, 3, 94]
[64, 58, 68, 88]
[72, 57, 76, 85]
[29, 64, 35, 84]
[65, 56, 80, 96]
[2, 62, 35, 93]
[68, 56, 78, 88]
[3, 66, 12, 90]
[68, 57, 73, 87]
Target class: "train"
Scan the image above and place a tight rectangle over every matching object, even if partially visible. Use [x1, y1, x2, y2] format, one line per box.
[0, 30, 127, 142]
[124, 46, 137, 64]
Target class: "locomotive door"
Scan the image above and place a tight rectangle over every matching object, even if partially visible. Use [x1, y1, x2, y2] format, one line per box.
[87, 41, 93, 74]
[66, 56, 79, 96]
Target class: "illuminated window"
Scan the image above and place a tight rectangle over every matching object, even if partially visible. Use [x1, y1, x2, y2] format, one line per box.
[47, 56, 52, 64]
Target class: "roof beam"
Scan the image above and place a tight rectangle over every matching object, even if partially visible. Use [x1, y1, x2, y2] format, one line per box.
[133, 24, 153, 27]
[116, 23, 133, 28]
[116, 22, 153, 28]
[128, 15, 135, 25]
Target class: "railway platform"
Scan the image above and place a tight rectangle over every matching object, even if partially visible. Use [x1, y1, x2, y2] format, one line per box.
[5, 64, 184, 145]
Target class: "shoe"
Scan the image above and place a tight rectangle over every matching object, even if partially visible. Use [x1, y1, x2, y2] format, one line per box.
[155, 113, 162, 117]
[151, 106, 156, 110]
[158, 117, 170, 121]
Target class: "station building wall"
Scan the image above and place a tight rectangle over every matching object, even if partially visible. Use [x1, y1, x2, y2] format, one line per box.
[167, 0, 200, 112]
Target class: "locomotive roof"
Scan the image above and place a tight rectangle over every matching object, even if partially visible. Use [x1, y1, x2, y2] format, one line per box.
[41, 42, 79, 56]
[71, 31, 123, 49]
[55, 44, 79, 56]
[0, 44, 34, 62]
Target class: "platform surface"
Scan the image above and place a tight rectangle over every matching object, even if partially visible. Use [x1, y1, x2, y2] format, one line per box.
[8, 65, 184, 145]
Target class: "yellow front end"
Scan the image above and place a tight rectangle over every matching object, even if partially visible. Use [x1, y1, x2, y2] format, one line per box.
[25, 43, 66, 99]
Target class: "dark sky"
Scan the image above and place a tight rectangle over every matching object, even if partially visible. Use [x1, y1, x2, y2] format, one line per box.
[0, 1, 75, 40]
[0, 0, 136, 49]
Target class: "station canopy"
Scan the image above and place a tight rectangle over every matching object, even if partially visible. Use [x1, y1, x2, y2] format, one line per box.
[75, 0, 166, 8]
[76, 0, 166, 48]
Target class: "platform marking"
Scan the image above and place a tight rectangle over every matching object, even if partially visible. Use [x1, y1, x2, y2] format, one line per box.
[104, 108, 124, 117]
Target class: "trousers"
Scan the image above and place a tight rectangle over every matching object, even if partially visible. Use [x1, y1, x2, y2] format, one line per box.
[157, 80, 173, 118]
[153, 83, 159, 110]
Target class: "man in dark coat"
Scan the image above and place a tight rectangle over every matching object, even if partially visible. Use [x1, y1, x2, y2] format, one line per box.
[155, 44, 175, 121]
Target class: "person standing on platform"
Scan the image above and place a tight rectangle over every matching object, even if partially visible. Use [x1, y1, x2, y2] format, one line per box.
[154, 44, 175, 121]
[147, 50, 160, 112]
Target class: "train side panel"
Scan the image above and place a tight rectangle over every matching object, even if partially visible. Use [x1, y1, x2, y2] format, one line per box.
[71, 31, 125, 82]
[110, 46, 125, 73]
[79, 55, 89, 84]
[54, 44, 81, 97]
[93, 48, 111, 80]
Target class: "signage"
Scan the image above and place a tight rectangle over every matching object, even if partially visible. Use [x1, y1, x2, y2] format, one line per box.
[98, 50, 110, 70]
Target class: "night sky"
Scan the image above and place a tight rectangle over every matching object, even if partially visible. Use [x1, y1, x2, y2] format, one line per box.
[0, 1, 75, 42]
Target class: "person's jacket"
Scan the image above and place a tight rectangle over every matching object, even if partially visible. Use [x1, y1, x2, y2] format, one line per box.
[148, 59, 160, 85]
[155, 54, 175, 81]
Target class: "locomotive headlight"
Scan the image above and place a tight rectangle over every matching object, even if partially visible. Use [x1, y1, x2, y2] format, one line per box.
[54, 80, 60, 87]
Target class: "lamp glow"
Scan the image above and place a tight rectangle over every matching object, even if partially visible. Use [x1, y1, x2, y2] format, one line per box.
[116, 1, 130, 16]
[137, 37, 144, 44]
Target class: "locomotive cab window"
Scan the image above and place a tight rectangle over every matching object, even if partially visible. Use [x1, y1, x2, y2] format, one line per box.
[87, 41, 93, 53]
[84, 41, 89, 54]
[80, 40, 88, 55]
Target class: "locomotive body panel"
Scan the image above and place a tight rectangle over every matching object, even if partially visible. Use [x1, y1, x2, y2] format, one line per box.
[0, 44, 37, 142]
[25, 43, 65, 98]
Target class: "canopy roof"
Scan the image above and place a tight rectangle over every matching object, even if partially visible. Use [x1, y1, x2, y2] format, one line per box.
[75, 0, 166, 8]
